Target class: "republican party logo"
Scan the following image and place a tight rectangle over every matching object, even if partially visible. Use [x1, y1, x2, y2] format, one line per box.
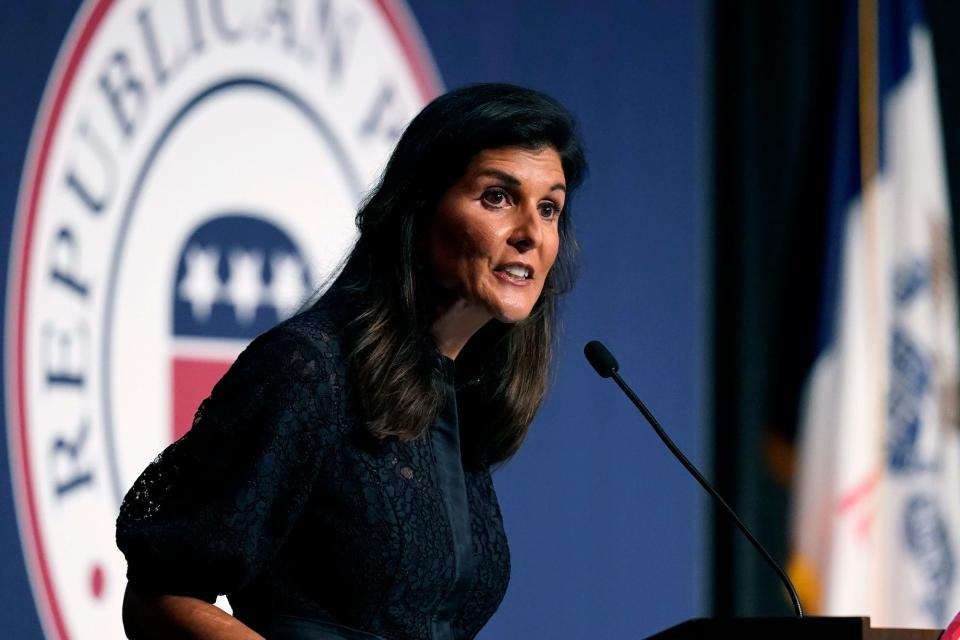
[5, 1, 439, 637]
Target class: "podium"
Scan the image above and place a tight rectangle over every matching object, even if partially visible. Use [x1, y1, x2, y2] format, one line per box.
[644, 617, 942, 639]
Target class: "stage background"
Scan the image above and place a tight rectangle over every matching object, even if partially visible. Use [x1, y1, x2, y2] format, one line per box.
[710, 0, 960, 618]
[0, 1, 707, 638]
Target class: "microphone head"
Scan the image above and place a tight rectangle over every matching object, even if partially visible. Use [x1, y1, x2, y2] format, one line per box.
[584, 340, 619, 378]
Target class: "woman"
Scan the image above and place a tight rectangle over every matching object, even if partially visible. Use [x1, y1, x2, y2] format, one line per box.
[117, 83, 587, 640]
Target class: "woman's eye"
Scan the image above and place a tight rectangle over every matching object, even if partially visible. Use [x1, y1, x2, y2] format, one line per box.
[481, 188, 511, 208]
[539, 202, 562, 219]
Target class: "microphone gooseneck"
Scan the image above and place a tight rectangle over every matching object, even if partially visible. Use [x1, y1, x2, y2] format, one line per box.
[582, 340, 803, 619]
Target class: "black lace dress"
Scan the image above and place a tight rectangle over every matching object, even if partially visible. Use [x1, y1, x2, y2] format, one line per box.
[115, 297, 511, 640]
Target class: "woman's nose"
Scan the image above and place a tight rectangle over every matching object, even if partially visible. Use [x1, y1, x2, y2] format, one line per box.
[507, 204, 542, 252]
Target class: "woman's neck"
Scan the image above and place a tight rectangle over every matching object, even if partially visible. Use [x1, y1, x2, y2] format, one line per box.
[430, 297, 491, 360]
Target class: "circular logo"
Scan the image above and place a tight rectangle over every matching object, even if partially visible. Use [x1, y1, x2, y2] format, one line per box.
[5, 1, 439, 637]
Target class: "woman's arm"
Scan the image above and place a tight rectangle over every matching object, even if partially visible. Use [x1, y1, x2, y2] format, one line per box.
[117, 330, 334, 638]
[122, 584, 263, 640]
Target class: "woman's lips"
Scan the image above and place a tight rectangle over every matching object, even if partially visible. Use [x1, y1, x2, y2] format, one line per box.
[493, 269, 533, 286]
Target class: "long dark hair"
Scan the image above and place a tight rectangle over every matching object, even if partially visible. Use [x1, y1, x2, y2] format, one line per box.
[330, 83, 587, 466]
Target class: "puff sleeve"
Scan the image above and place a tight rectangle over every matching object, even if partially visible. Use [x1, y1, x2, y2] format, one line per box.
[116, 325, 337, 602]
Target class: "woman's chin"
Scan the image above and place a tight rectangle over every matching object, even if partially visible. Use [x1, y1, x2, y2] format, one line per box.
[490, 305, 535, 324]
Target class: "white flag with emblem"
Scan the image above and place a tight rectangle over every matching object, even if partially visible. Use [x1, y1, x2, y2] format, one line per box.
[789, 0, 960, 627]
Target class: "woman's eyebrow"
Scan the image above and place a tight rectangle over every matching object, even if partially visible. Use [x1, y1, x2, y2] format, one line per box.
[476, 169, 521, 187]
[476, 169, 566, 193]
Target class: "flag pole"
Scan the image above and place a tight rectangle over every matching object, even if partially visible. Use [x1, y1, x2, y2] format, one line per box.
[857, 0, 884, 615]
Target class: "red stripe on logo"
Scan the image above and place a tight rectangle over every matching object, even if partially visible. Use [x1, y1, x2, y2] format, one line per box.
[171, 358, 232, 442]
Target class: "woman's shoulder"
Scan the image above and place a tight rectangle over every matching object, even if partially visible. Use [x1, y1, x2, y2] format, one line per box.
[209, 290, 356, 433]
[244, 290, 350, 369]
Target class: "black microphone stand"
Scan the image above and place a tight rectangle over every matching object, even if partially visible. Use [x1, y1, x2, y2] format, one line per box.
[584, 340, 803, 618]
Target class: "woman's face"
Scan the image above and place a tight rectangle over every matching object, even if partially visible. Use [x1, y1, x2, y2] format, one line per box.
[426, 145, 566, 324]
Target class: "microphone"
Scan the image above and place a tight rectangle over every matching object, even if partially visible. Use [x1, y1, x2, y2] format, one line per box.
[583, 340, 803, 618]
[584, 340, 618, 377]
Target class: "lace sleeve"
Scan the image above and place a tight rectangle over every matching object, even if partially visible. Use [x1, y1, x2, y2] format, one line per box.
[115, 325, 337, 602]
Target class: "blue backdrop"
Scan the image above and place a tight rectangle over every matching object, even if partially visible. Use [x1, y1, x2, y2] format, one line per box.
[0, 1, 706, 637]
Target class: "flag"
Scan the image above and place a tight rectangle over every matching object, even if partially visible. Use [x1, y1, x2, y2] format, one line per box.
[789, 0, 960, 627]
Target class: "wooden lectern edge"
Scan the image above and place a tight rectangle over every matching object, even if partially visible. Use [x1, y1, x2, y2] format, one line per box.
[862, 617, 942, 640]
[643, 616, 943, 639]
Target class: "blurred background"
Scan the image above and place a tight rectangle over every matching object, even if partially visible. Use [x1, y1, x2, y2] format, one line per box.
[3, 0, 960, 638]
